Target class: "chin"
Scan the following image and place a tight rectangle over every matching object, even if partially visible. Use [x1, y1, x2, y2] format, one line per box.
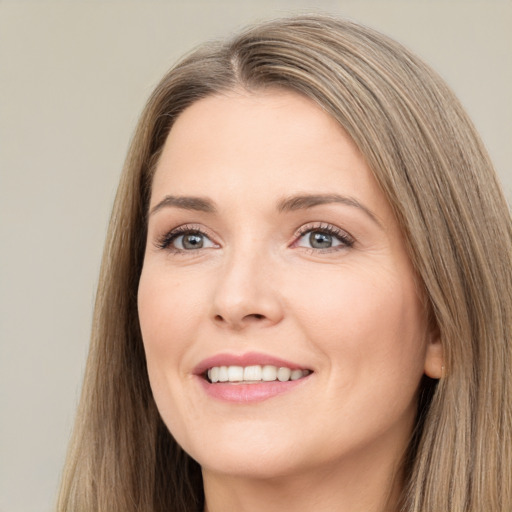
[180, 423, 312, 480]
[198, 449, 306, 480]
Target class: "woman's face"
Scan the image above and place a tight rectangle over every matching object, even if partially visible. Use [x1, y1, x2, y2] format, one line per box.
[138, 90, 441, 479]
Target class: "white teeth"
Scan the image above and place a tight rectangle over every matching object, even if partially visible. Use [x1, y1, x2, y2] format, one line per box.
[262, 365, 277, 381]
[228, 366, 244, 382]
[218, 366, 229, 382]
[277, 367, 292, 382]
[206, 364, 310, 383]
[290, 369, 303, 381]
[244, 365, 262, 381]
[209, 367, 219, 382]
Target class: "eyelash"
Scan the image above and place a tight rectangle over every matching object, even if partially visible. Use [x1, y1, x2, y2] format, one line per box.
[294, 223, 355, 251]
[155, 223, 355, 254]
[155, 224, 213, 253]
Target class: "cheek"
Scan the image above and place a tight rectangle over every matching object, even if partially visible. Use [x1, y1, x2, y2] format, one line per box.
[137, 265, 202, 420]
[137, 266, 204, 440]
[138, 265, 204, 355]
[290, 264, 428, 378]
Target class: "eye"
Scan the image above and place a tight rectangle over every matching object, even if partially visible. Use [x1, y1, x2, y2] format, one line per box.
[295, 224, 354, 251]
[156, 225, 218, 252]
[173, 231, 215, 250]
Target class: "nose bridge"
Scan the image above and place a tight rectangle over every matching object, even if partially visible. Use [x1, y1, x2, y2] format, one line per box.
[211, 235, 283, 329]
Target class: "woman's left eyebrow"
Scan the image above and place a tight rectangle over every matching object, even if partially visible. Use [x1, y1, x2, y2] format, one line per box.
[277, 193, 382, 228]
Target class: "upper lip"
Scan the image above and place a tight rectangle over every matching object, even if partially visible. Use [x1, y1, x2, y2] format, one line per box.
[193, 351, 310, 376]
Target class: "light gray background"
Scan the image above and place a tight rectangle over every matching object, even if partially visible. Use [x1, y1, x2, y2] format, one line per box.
[1, 2, 510, 511]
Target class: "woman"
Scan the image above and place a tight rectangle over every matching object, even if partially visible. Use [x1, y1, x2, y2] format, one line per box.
[58, 15, 512, 512]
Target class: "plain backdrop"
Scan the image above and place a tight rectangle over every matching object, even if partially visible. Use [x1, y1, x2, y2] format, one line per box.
[0, 1, 510, 511]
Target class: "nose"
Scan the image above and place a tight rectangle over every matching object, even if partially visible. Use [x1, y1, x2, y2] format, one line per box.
[210, 247, 284, 330]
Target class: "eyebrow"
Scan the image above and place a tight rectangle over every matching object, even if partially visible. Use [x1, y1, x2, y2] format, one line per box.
[149, 192, 381, 227]
[149, 195, 217, 216]
[277, 193, 382, 227]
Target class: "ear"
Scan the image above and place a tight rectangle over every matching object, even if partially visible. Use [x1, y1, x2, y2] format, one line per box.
[424, 327, 444, 379]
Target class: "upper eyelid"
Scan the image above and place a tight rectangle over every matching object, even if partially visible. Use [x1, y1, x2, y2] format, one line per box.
[296, 222, 342, 233]
[294, 222, 354, 239]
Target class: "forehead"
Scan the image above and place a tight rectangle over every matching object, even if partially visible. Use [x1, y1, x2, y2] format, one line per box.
[150, 89, 390, 220]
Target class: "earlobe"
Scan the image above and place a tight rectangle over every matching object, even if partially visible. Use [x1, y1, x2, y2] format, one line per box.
[424, 336, 444, 379]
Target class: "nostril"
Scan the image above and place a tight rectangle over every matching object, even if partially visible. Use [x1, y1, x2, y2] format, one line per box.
[243, 313, 265, 321]
[213, 312, 266, 328]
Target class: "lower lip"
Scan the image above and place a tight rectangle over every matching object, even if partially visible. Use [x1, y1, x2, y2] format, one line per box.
[197, 376, 310, 403]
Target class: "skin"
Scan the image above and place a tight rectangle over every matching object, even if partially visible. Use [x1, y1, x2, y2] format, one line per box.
[138, 89, 443, 512]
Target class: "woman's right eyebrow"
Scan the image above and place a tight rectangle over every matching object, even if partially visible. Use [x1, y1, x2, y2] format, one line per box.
[149, 195, 217, 215]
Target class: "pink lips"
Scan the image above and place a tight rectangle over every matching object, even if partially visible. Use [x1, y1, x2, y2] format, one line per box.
[194, 351, 312, 403]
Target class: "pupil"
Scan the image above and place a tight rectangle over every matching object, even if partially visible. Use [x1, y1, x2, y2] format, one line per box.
[183, 233, 203, 249]
[310, 232, 332, 248]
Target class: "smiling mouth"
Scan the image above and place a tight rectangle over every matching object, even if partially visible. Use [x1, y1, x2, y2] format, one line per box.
[206, 365, 312, 383]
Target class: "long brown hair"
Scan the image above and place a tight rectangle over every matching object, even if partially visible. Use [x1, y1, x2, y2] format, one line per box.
[58, 15, 512, 512]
